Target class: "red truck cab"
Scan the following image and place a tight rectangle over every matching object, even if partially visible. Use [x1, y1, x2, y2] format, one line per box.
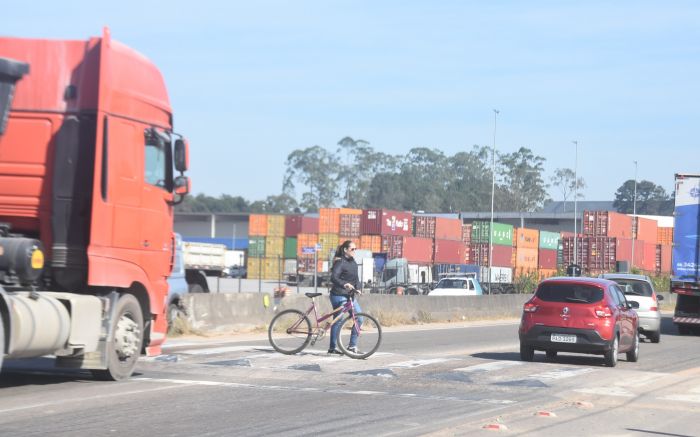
[0, 29, 189, 379]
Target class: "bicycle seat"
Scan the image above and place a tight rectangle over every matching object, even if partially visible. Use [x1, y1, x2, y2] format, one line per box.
[305, 292, 323, 298]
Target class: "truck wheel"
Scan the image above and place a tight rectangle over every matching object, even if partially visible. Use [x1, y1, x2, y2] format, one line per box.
[92, 294, 144, 381]
[189, 283, 205, 293]
[0, 311, 4, 371]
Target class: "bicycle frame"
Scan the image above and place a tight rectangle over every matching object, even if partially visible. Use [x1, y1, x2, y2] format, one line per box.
[288, 294, 360, 337]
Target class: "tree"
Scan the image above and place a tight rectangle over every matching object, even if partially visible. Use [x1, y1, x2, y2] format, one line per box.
[550, 168, 586, 211]
[613, 180, 673, 215]
[335, 137, 398, 208]
[497, 147, 550, 212]
[283, 146, 341, 210]
[442, 146, 494, 212]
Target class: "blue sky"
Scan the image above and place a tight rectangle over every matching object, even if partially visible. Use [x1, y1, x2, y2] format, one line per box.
[4, 1, 698, 204]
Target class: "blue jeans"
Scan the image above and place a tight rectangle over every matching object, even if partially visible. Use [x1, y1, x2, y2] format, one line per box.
[329, 294, 362, 350]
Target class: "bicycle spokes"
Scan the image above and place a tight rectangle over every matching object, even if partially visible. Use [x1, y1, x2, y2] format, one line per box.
[336, 312, 382, 359]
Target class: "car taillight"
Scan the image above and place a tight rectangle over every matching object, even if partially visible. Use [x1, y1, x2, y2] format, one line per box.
[595, 306, 612, 317]
[523, 303, 538, 313]
[650, 306, 658, 312]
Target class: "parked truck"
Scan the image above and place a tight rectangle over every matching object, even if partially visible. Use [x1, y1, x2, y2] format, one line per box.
[373, 258, 432, 295]
[670, 173, 700, 335]
[181, 240, 227, 293]
[0, 29, 190, 380]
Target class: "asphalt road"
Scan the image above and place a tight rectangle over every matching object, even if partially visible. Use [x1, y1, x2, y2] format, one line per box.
[1, 315, 699, 436]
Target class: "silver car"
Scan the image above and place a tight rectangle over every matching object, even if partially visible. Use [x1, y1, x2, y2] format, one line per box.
[599, 273, 663, 343]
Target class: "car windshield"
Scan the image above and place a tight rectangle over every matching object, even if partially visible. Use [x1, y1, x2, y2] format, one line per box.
[437, 279, 468, 289]
[608, 279, 653, 297]
[536, 283, 604, 304]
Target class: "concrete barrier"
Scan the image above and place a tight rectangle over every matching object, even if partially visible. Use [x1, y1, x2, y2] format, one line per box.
[182, 292, 533, 333]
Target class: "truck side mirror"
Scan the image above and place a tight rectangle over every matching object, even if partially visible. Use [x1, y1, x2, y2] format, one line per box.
[173, 175, 190, 199]
[174, 138, 189, 172]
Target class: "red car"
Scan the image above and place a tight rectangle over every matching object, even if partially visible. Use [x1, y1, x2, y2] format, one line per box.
[519, 277, 640, 367]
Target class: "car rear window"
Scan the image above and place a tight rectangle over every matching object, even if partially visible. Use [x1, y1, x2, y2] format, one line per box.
[535, 283, 604, 304]
[608, 279, 653, 297]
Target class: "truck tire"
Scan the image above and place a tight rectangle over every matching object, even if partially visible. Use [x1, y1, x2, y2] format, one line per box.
[92, 294, 144, 381]
[0, 311, 4, 372]
[189, 283, 205, 293]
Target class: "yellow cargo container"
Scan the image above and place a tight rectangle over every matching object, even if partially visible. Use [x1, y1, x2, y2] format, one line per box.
[265, 236, 285, 257]
[267, 215, 285, 237]
[318, 233, 339, 259]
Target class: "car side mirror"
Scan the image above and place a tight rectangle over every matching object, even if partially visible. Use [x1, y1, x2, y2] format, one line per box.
[656, 294, 664, 301]
[627, 301, 640, 309]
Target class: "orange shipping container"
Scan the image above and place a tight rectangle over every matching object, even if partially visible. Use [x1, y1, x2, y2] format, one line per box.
[583, 211, 633, 239]
[516, 228, 539, 249]
[434, 217, 463, 240]
[339, 208, 362, 216]
[515, 247, 538, 270]
[296, 233, 319, 257]
[359, 235, 381, 253]
[319, 208, 340, 233]
[266, 215, 285, 237]
[633, 216, 657, 244]
[249, 214, 268, 236]
[656, 227, 673, 246]
[660, 244, 672, 274]
[538, 269, 558, 281]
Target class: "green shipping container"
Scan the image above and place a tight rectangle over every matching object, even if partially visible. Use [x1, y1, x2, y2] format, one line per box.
[539, 230, 560, 250]
[248, 236, 266, 257]
[470, 221, 513, 246]
[284, 237, 298, 259]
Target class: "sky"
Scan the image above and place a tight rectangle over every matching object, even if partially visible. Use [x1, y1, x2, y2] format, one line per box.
[3, 1, 698, 205]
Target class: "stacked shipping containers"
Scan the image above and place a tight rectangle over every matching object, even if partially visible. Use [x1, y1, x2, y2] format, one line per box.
[514, 228, 539, 276]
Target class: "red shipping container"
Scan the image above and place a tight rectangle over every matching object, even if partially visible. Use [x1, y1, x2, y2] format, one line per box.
[461, 223, 472, 245]
[633, 216, 658, 245]
[583, 211, 633, 239]
[381, 235, 404, 259]
[563, 236, 616, 272]
[403, 237, 433, 263]
[285, 216, 319, 237]
[413, 216, 436, 238]
[538, 248, 557, 269]
[433, 239, 466, 264]
[641, 242, 656, 272]
[434, 217, 463, 240]
[470, 243, 513, 267]
[362, 209, 413, 236]
[660, 244, 672, 274]
[339, 214, 361, 238]
[616, 238, 645, 267]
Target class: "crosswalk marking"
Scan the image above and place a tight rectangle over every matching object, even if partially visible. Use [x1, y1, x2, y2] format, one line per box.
[529, 367, 595, 380]
[454, 361, 523, 373]
[388, 358, 457, 368]
[177, 345, 268, 355]
[575, 387, 634, 397]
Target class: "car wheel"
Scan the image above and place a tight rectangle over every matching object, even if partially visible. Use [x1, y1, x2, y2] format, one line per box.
[626, 334, 639, 362]
[520, 342, 534, 362]
[649, 331, 660, 343]
[545, 350, 557, 361]
[604, 335, 619, 367]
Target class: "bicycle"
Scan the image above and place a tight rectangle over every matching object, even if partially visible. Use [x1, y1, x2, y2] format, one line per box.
[268, 289, 382, 359]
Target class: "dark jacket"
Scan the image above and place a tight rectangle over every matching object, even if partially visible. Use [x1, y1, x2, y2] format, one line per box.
[330, 256, 359, 296]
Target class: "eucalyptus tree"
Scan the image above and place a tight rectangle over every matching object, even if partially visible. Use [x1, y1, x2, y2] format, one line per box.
[283, 145, 341, 210]
[497, 147, 549, 212]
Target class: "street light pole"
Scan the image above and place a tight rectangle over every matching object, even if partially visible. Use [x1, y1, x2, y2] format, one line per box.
[488, 109, 499, 294]
[572, 140, 579, 266]
[631, 161, 638, 270]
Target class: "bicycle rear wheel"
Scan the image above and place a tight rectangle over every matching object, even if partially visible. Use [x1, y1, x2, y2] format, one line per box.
[336, 312, 382, 359]
[268, 309, 312, 354]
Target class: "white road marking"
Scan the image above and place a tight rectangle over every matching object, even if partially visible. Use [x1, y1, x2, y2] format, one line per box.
[614, 372, 667, 388]
[574, 387, 634, 397]
[454, 361, 524, 373]
[659, 385, 700, 403]
[176, 345, 268, 355]
[529, 367, 595, 380]
[389, 358, 457, 368]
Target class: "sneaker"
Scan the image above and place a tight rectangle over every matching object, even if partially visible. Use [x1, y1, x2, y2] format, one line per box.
[347, 346, 361, 354]
[327, 348, 343, 355]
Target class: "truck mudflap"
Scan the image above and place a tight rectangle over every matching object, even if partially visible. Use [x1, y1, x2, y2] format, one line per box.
[673, 317, 700, 325]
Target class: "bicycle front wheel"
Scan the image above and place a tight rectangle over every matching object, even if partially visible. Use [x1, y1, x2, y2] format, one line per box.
[268, 309, 312, 354]
[336, 312, 382, 359]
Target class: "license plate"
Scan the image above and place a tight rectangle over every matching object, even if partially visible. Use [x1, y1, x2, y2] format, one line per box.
[551, 333, 577, 343]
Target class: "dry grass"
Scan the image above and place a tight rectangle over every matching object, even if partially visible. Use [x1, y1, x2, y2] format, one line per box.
[167, 316, 203, 337]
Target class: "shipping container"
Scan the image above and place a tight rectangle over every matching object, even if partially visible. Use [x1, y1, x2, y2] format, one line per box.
[470, 243, 513, 267]
[318, 233, 339, 258]
[562, 236, 616, 273]
[361, 209, 413, 236]
[615, 238, 645, 267]
[583, 211, 633, 239]
[434, 239, 467, 264]
[359, 234, 382, 253]
[403, 237, 433, 263]
[319, 208, 340, 233]
[633, 216, 658, 244]
[265, 236, 284, 257]
[641, 242, 656, 272]
[539, 230, 560, 250]
[248, 214, 268, 236]
[339, 213, 362, 238]
[516, 228, 539, 249]
[284, 215, 319, 237]
[435, 217, 463, 241]
[479, 266, 513, 284]
[246, 256, 283, 279]
[515, 247, 538, 275]
[538, 269, 558, 281]
[381, 234, 404, 259]
[297, 255, 324, 273]
[433, 263, 480, 279]
[660, 244, 672, 274]
[283, 237, 297, 259]
[413, 216, 436, 238]
[266, 215, 285, 237]
[296, 233, 319, 257]
[657, 227, 674, 246]
[470, 221, 514, 246]
[538, 248, 558, 269]
[248, 236, 266, 257]
[461, 223, 472, 245]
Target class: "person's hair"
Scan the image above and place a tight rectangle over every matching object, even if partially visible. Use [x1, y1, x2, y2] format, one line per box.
[334, 240, 354, 258]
